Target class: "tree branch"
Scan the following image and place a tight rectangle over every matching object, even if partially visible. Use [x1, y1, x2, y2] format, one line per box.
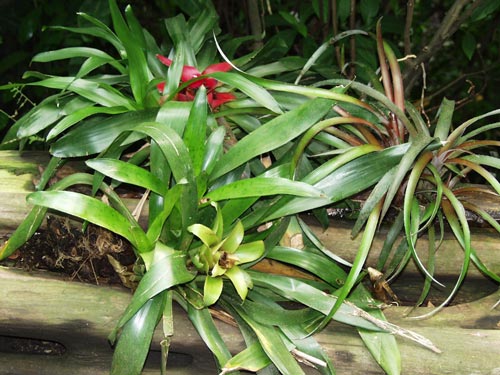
[331, 0, 342, 68]
[403, 0, 485, 95]
[404, 0, 415, 57]
[247, 0, 264, 50]
[349, 0, 357, 78]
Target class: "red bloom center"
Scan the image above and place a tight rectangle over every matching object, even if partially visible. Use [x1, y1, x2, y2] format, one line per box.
[156, 54, 236, 109]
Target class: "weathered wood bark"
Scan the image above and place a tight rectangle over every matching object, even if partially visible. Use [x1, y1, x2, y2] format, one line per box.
[1, 267, 499, 375]
[0, 151, 48, 233]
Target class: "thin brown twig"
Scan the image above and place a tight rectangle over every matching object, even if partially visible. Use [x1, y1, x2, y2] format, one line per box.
[419, 61, 498, 114]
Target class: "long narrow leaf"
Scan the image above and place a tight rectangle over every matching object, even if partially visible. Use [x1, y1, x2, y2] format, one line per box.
[186, 303, 233, 369]
[32, 47, 125, 73]
[221, 342, 271, 374]
[51, 109, 157, 157]
[27, 190, 149, 250]
[314, 200, 382, 334]
[249, 271, 381, 331]
[209, 71, 283, 114]
[210, 97, 334, 180]
[111, 244, 194, 342]
[109, 0, 152, 106]
[230, 303, 306, 375]
[206, 177, 326, 201]
[184, 86, 208, 175]
[111, 293, 166, 375]
[86, 158, 167, 195]
[26, 76, 136, 109]
[47, 106, 127, 140]
[409, 188, 471, 319]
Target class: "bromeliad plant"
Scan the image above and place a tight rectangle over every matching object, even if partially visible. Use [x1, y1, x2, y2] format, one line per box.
[0, 2, 419, 374]
[3, 1, 498, 374]
[272, 20, 500, 317]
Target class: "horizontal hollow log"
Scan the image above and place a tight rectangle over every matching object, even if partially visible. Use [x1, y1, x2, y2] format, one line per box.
[2, 150, 499, 280]
[0, 267, 499, 375]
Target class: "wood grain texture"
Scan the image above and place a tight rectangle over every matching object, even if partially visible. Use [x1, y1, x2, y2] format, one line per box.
[1, 267, 499, 375]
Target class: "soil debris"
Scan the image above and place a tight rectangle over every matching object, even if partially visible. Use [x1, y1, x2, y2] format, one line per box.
[2, 216, 137, 286]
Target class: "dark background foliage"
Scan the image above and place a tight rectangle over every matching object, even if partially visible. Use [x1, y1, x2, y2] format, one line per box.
[1, 0, 499, 137]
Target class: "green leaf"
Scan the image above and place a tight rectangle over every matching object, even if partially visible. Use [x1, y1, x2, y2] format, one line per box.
[186, 302, 232, 369]
[381, 133, 435, 219]
[279, 10, 307, 37]
[27, 190, 150, 250]
[147, 184, 183, 243]
[111, 243, 194, 340]
[71, 12, 124, 54]
[15, 96, 72, 139]
[184, 86, 208, 175]
[47, 106, 128, 140]
[249, 271, 381, 331]
[109, 0, 152, 106]
[210, 97, 334, 180]
[225, 267, 252, 300]
[164, 14, 196, 66]
[32, 46, 125, 72]
[410, 189, 471, 319]
[134, 122, 195, 183]
[86, 158, 167, 195]
[188, 5, 218, 53]
[206, 177, 325, 201]
[267, 246, 346, 288]
[351, 166, 397, 237]
[231, 302, 306, 375]
[234, 241, 265, 264]
[51, 109, 157, 157]
[204, 276, 223, 306]
[243, 143, 384, 226]
[26, 76, 136, 110]
[315, 200, 382, 334]
[209, 71, 283, 114]
[434, 98, 455, 141]
[358, 312, 401, 375]
[222, 220, 244, 253]
[324, 79, 417, 137]
[282, 324, 335, 375]
[461, 154, 500, 170]
[444, 108, 500, 152]
[461, 31, 476, 60]
[188, 223, 220, 247]
[202, 126, 225, 175]
[111, 293, 165, 375]
[221, 342, 271, 374]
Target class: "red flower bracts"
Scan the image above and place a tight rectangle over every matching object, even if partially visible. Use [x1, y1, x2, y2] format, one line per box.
[156, 54, 236, 109]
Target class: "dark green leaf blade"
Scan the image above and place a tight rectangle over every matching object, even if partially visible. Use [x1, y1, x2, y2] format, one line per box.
[111, 294, 165, 375]
[210, 97, 334, 180]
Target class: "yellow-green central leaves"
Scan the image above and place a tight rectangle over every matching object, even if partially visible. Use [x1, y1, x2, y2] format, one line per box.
[188, 203, 264, 304]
